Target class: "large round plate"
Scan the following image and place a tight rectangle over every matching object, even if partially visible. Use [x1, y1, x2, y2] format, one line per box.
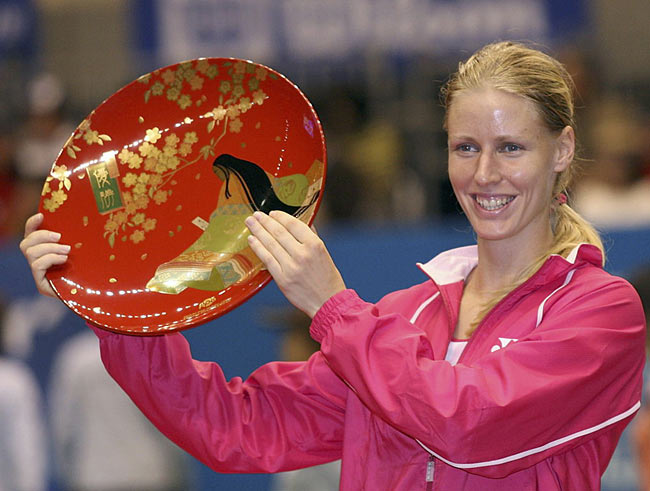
[39, 58, 326, 335]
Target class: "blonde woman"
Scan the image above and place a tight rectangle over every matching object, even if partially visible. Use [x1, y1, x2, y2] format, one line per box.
[22, 42, 645, 489]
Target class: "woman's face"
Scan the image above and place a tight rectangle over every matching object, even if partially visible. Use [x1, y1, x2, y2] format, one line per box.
[447, 87, 573, 250]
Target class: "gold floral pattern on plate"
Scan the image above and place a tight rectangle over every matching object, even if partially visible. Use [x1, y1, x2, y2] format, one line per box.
[38, 57, 326, 335]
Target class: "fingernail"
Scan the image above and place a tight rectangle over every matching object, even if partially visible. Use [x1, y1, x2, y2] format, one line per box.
[52, 232, 61, 241]
[62, 244, 71, 252]
[253, 211, 265, 219]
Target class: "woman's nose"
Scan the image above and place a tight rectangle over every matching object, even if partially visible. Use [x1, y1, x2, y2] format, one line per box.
[474, 152, 501, 185]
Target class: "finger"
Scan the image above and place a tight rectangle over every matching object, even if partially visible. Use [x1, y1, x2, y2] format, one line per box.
[251, 211, 305, 254]
[245, 214, 292, 265]
[24, 213, 44, 238]
[31, 252, 69, 276]
[268, 210, 316, 244]
[246, 235, 282, 278]
[23, 242, 71, 264]
[31, 253, 68, 297]
[20, 229, 64, 257]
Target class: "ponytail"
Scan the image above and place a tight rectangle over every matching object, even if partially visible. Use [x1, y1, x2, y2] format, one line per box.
[552, 201, 604, 265]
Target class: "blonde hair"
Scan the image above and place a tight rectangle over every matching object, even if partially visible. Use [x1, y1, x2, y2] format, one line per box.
[441, 41, 604, 332]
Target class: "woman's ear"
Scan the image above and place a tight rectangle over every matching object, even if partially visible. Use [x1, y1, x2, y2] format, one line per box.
[553, 126, 575, 173]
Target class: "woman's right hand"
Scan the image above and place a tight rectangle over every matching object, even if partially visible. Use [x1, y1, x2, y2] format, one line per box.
[19, 213, 70, 297]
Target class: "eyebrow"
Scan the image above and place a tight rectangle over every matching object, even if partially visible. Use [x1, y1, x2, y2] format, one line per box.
[494, 133, 529, 141]
[448, 133, 529, 142]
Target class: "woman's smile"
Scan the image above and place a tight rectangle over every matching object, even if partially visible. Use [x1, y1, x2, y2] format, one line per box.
[472, 194, 516, 212]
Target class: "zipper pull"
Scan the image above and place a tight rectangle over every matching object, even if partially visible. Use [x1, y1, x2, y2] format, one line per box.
[426, 456, 435, 489]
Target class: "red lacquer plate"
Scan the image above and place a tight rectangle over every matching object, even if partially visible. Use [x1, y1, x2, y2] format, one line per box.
[39, 58, 326, 335]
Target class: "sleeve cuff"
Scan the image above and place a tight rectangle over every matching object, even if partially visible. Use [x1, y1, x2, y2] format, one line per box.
[310, 289, 363, 343]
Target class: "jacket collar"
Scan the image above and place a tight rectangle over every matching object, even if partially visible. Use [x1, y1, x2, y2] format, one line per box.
[417, 245, 478, 285]
[417, 243, 603, 286]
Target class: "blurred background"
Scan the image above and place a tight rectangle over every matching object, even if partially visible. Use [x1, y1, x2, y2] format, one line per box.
[0, 0, 649, 490]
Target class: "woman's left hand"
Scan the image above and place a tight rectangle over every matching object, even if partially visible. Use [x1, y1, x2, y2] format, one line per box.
[245, 210, 346, 318]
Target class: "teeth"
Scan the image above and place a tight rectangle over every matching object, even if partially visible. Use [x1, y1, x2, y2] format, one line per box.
[475, 196, 514, 211]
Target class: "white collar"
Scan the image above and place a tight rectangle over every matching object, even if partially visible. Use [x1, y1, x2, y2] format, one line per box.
[417, 243, 601, 286]
[417, 245, 478, 285]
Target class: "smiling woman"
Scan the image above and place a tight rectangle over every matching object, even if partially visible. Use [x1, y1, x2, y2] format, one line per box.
[441, 42, 604, 336]
[20, 41, 645, 490]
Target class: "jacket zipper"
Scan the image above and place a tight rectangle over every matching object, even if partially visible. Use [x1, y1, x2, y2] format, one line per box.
[425, 454, 435, 490]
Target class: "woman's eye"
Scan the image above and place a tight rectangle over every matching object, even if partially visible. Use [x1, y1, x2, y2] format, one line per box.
[501, 143, 522, 153]
[455, 143, 476, 152]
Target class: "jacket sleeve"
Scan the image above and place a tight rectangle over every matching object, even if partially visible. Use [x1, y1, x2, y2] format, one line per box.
[310, 278, 646, 478]
[91, 325, 347, 473]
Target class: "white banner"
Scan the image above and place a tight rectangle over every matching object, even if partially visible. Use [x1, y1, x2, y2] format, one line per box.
[157, 0, 277, 65]
[154, 0, 553, 65]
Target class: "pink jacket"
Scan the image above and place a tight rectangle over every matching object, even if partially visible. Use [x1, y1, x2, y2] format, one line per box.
[94, 244, 645, 490]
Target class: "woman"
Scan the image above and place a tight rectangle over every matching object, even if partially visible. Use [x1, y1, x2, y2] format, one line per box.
[21, 42, 645, 489]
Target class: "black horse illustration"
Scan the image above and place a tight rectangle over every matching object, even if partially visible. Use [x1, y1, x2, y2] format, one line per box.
[212, 153, 319, 217]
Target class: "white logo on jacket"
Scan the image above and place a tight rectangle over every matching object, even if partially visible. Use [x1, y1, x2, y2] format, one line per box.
[490, 337, 518, 352]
